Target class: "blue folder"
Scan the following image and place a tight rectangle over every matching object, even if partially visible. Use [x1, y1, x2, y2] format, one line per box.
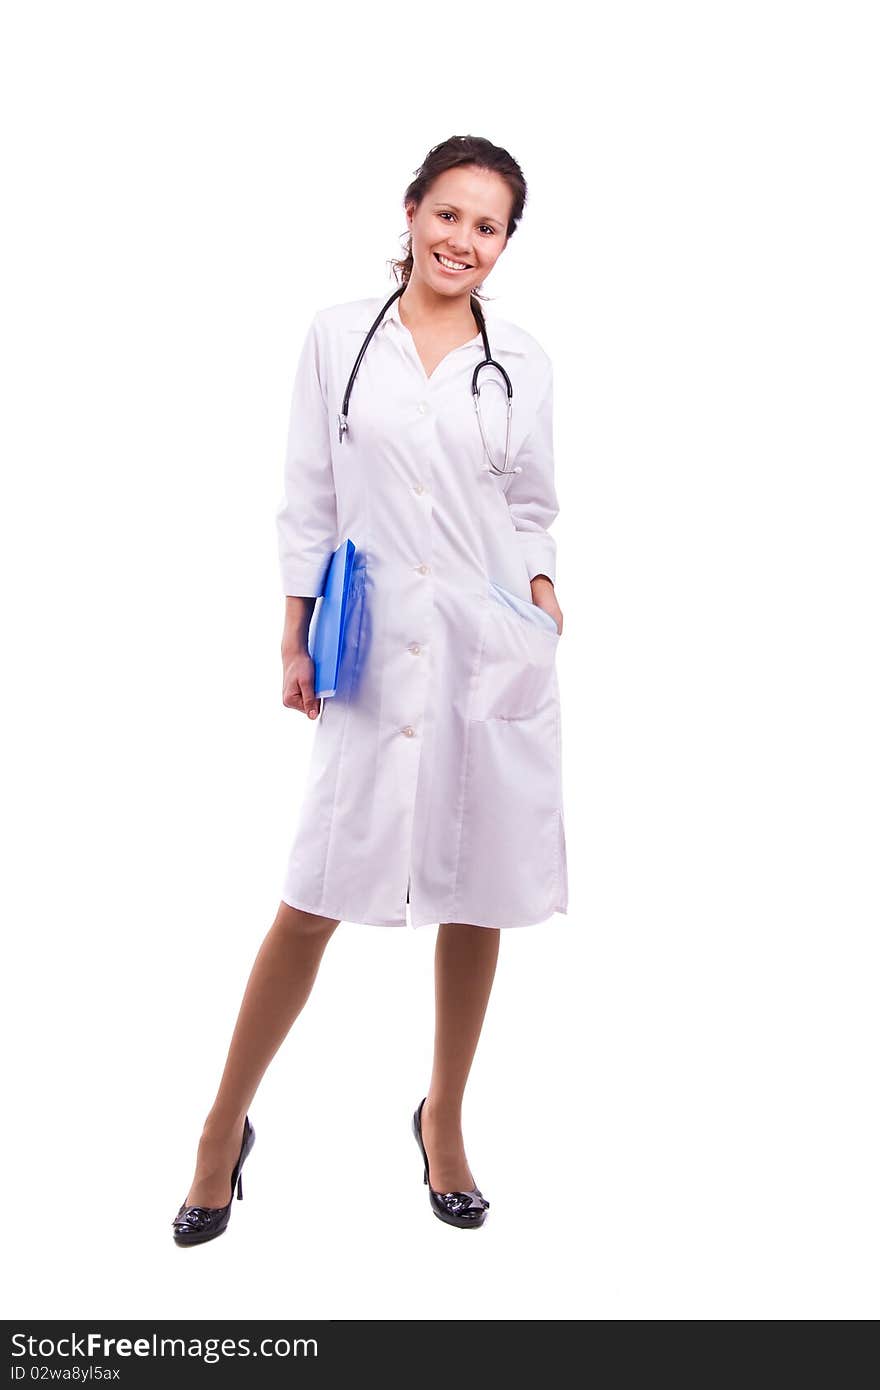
[308, 539, 358, 698]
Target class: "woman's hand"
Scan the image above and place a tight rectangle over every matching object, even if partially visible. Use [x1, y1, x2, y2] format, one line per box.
[282, 645, 321, 719]
[530, 574, 563, 635]
[282, 596, 321, 718]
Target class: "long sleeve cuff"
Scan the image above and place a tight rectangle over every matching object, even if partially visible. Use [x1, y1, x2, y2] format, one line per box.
[517, 534, 557, 586]
[278, 550, 334, 599]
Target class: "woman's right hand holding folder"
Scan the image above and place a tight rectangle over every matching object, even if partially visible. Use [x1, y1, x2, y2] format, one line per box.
[282, 596, 321, 720]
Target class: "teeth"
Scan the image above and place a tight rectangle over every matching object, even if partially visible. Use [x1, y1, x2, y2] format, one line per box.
[437, 254, 470, 270]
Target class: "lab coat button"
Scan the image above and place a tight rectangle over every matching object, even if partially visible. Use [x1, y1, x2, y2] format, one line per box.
[413, 482, 425, 494]
[416, 564, 430, 575]
[417, 401, 428, 415]
[401, 725, 415, 737]
[408, 643, 421, 655]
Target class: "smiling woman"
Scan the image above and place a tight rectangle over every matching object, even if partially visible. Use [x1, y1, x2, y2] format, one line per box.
[390, 143, 521, 306]
[172, 134, 567, 1245]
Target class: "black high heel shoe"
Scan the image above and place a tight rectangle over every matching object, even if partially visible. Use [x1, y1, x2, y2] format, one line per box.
[412, 1097, 490, 1228]
[172, 1116, 255, 1246]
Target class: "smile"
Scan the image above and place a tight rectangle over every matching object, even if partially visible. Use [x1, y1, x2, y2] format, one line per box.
[434, 252, 473, 272]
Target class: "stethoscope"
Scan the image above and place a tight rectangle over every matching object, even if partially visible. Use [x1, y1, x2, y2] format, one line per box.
[337, 284, 521, 476]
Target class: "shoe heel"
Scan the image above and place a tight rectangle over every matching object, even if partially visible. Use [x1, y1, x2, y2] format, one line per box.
[237, 1172, 244, 1200]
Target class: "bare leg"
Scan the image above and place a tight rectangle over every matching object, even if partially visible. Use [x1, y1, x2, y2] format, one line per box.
[182, 902, 339, 1208]
[420, 922, 500, 1193]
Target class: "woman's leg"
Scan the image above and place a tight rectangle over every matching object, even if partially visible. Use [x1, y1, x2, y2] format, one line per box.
[182, 903, 339, 1208]
[420, 922, 500, 1193]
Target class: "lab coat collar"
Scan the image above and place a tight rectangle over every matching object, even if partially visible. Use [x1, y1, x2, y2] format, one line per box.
[347, 291, 529, 356]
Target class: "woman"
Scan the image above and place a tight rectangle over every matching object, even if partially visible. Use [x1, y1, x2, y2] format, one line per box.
[172, 135, 567, 1244]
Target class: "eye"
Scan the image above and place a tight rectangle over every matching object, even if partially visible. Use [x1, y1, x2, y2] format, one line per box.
[437, 211, 496, 235]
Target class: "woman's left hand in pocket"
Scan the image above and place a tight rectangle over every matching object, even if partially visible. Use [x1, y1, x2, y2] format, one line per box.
[530, 575, 563, 635]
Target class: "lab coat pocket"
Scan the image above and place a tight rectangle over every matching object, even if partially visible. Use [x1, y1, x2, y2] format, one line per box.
[469, 585, 560, 722]
[453, 696, 564, 925]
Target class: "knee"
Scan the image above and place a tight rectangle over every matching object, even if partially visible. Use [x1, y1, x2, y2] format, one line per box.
[273, 901, 340, 939]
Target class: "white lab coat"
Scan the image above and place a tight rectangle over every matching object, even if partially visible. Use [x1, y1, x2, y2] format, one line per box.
[276, 292, 568, 928]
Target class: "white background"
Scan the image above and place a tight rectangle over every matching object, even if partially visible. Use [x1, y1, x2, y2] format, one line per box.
[2, 0, 877, 1321]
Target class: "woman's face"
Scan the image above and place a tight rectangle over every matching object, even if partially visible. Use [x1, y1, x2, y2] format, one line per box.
[405, 165, 513, 299]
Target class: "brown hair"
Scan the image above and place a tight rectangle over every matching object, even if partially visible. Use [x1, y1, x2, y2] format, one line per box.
[388, 135, 528, 303]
